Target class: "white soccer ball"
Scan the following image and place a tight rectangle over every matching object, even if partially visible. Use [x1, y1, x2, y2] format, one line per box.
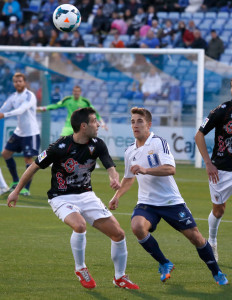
[53, 4, 81, 33]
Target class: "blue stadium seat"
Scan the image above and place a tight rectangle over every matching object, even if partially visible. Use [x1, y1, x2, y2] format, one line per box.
[107, 98, 117, 104]
[217, 12, 230, 19]
[23, 0, 42, 14]
[224, 48, 232, 55]
[97, 91, 109, 100]
[205, 12, 217, 19]
[118, 98, 129, 105]
[78, 22, 92, 34]
[115, 104, 128, 113]
[205, 81, 221, 93]
[111, 91, 122, 99]
[219, 54, 232, 64]
[199, 19, 214, 30]
[193, 12, 204, 19]
[157, 12, 168, 20]
[179, 60, 192, 67]
[97, 71, 108, 80]
[223, 20, 232, 30]
[211, 19, 227, 31]
[109, 71, 121, 80]
[192, 19, 203, 27]
[180, 12, 192, 20]
[119, 35, 130, 44]
[168, 12, 180, 20]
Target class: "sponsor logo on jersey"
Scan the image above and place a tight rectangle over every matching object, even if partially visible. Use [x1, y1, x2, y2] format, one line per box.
[186, 219, 192, 225]
[88, 146, 95, 155]
[225, 136, 232, 153]
[147, 154, 159, 167]
[58, 143, 66, 149]
[92, 138, 97, 143]
[38, 150, 47, 162]
[225, 120, 232, 134]
[221, 104, 226, 108]
[201, 118, 209, 128]
[178, 211, 186, 218]
[148, 150, 154, 155]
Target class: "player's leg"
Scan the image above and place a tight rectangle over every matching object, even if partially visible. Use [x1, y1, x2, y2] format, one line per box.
[49, 196, 96, 289]
[0, 167, 9, 194]
[208, 170, 232, 261]
[93, 216, 139, 289]
[2, 134, 21, 190]
[131, 204, 173, 282]
[181, 227, 228, 285]
[21, 135, 40, 195]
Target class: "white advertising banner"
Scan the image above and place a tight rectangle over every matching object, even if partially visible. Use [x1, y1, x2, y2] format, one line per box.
[2, 120, 214, 162]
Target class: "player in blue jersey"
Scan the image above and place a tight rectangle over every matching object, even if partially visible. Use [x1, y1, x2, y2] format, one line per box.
[195, 83, 232, 262]
[7, 107, 139, 290]
[109, 107, 228, 285]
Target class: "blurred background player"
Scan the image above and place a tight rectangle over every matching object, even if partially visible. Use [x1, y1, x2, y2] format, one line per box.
[195, 79, 232, 262]
[0, 167, 9, 195]
[0, 72, 40, 196]
[7, 107, 139, 290]
[37, 85, 107, 135]
[109, 107, 228, 285]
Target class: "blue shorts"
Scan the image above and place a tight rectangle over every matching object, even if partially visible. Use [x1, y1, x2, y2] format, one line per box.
[131, 203, 197, 232]
[5, 133, 40, 157]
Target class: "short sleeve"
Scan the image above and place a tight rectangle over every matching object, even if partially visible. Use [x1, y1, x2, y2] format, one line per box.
[35, 143, 56, 169]
[155, 138, 176, 167]
[199, 105, 223, 135]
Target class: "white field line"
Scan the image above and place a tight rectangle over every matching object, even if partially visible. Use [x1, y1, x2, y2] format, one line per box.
[1, 203, 232, 223]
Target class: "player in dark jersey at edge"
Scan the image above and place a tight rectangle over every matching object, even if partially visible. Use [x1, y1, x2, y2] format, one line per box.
[195, 79, 232, 262]
[7, 107, 139, 290]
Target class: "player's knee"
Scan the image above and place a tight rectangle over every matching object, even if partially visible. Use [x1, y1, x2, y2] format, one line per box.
[112, 227, 125, 242]
[72, 222, 86, 233]
[131, 222, 145, 238]
[189, 230, 205, 247]
[213, 209, 224, 218]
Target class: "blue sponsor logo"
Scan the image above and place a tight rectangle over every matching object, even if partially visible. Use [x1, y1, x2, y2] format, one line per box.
[147, 154, 159, 167]
[178, 211, 186, 218]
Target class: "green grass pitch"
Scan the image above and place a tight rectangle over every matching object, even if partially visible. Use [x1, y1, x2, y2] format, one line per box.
[0, 157, 232, 300]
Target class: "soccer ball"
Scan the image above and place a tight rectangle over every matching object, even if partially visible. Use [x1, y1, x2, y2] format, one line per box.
[53, 4, 81, 33]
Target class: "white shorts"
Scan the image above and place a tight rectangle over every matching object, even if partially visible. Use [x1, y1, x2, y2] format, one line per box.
[48, 191, 112, 225]
[209, 170, 232, 204]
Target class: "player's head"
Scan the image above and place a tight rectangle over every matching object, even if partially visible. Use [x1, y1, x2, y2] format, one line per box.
[13, 72, 26, 93]
[130, 107, 152, 140]
[73, 85, 81, 99]
[71, 107, 100, 137]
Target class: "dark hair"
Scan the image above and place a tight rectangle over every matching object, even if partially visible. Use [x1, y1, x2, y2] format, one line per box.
[71, 107, 96, 133]
[131, 107, 152, 123]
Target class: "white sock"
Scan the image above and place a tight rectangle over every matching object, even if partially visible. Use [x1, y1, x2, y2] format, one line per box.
[70, 231, 86, 271]
[0, 168, 8, 188]
[208, 211, 222, 245]
[111, 238, 128, 280]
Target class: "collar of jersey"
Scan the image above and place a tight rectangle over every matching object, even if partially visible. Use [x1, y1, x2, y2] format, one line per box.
[133, 132, 154, 149]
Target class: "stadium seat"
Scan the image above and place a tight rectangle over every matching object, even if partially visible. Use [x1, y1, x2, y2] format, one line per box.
[193, 12, 204, 19]
[199, 19, 214, 30]
[118, 98, 129, 105]
[157, 12, 168, 20]
[119, 35, 130, 44]
[115, 104, 128, 113]
[219, 54, 232, 64]
[217, 12, 230, 20]
[110, 91, 122, 99]
[205, 12, 217, 19]
[168, 12, 180, 20]
[78, 22, 92, 34]
[180, 12, 192, 20]
[211, 19, 227, 31]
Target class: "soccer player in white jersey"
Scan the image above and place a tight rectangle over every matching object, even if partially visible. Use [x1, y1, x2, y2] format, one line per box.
[0, 73, 40, 196]
[0, 167, 9, 195]
[7, 107, 139, 290]
[109, 107, 228, 285]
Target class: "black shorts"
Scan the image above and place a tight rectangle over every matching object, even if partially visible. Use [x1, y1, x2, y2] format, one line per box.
[5, 133, 40, 157]
[131, 203, 197, 232]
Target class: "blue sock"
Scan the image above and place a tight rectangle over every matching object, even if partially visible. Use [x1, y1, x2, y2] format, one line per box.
[138, 233, 169, 265]
[25, 164, 32, 190]
[5, 157, 19, 182]
[197, 241, 220, 276]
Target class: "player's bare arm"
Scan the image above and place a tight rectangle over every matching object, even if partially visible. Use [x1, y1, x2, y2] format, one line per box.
[130, 164, 175, 176]
[0, 112, 4, 119]
[107, 166, 121, 190]
[195, 131, 219, 184]
[109, 177, 135, 210]
[7, 162, 40, 207]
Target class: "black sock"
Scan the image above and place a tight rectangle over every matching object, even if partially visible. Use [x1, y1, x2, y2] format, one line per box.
[197, 241, 220, 276]
[5, 157, 18, 182]
[138, 233, 169, 265]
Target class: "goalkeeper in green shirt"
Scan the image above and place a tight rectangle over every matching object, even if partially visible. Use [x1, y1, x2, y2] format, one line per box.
[37, 85, 107, 136]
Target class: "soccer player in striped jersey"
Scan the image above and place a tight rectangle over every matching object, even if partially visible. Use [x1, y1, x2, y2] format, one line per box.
[109, 107, 228, 285]
[0, 72, 40, 196]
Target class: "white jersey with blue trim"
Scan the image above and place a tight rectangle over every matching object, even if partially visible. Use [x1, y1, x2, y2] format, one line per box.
[0, 88, 40, 137]
[124, 132, 184, 206]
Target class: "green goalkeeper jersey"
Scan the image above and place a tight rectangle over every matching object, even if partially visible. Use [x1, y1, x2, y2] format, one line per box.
[46, 95, 102, 136]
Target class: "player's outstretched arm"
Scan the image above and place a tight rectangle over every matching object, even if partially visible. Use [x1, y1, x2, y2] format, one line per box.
[130, 164, 175, 176]
[195, 130, 219, 183]
[7, 162, 40, 207]
[109, 177, 135, 210]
